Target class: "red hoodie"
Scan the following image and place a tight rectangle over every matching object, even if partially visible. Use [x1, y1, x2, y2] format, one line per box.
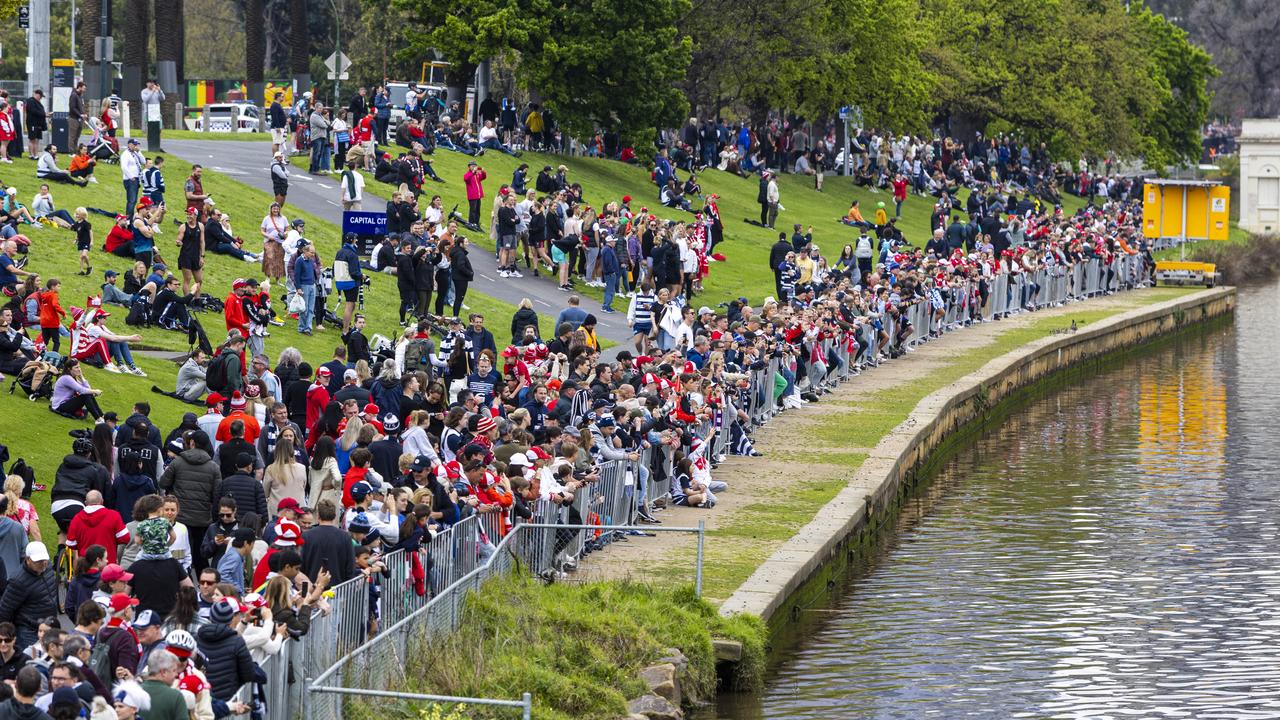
[304, 383, 331, 443]
[341, 466, 369, 508]
[65, 505, 131, 562]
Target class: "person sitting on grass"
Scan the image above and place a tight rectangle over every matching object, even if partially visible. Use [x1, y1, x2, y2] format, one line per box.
[2, 187, 37, 226]
[51, 358, 105, 421]
[30, 184, 75, 228]
[68, 144, 98, 184]
[36, 144, 88, 187]
[83, 307, 147, 376]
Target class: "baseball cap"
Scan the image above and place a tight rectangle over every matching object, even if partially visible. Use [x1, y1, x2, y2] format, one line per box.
[104, 269, 118, 278]
[317, 366, 332, 377]
[362, 402, 380, 416]
[349, 481, 372, 502]
[343, 369, 358, 382]
[109, 593, 140, 613]
[277, 497, 301, 513]
[101, 564, 133, 583]
[410, 454, 433, 472]
[25, 541, 49, 563]
[508, 452, 529, 467]
[134, 609, 162, 628]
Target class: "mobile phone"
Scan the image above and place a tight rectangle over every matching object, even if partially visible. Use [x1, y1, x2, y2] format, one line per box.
[300, 581, 311, 596]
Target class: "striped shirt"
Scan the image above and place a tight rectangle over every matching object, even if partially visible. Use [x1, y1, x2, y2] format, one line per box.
[629, 291, 655, 326]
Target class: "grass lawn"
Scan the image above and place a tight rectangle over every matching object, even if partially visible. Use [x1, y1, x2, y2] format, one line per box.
[296, 146, 1092, 308]
[0, 153, 537, 546]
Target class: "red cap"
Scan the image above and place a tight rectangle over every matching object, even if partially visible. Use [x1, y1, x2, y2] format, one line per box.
[109, 593, 139, 613]
[362, 403, 380, 416]
[205, 393, 225, 406]
[528, 446, 552, 461]
[101, 564, 133, 583]
[276, 497, 301, 513]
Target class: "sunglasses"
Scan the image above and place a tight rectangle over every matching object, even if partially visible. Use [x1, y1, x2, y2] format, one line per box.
[199, 579, 217, 586]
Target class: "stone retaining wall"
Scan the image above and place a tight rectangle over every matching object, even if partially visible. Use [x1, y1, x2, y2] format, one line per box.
[719, 287, 1237, 624]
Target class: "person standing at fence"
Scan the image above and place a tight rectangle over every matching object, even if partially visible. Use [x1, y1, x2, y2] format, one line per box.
[301, 499, 358, 586]
[196, 598, 257, 703]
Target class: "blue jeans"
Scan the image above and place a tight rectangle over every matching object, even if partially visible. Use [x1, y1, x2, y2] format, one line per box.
[602, 272, 618, 310]
[123, 179, 140, 216]
[310, 138, 328, 172]
[297, 284, 315, 332]
[108, 340, 135, 367]
[480, 138, 518, 156]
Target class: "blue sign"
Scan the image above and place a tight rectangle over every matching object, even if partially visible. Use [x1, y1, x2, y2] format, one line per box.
[342, 211, 387, 236]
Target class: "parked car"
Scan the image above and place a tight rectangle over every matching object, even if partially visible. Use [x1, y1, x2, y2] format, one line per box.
[187, 103, 262, 133]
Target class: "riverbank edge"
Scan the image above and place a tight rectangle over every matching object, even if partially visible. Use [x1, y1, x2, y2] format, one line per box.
[718, 286, 1237, 628]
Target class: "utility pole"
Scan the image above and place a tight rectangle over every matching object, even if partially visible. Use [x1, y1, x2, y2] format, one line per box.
[28, 0, 50, 100]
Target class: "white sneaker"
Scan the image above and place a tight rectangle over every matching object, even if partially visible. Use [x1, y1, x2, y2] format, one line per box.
[104, 363, 122, 373]
[509, 270, 523, 278]
[89, 176, 99, 184]
[129, 366, 147, 377]
[498, 270, 511, 278]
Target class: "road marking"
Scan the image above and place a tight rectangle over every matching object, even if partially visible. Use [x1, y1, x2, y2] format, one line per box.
[316, 183, 333, 189]
[479, 274, 496, 282]
[534, 299, 554, 308]
[327, 200, 340, 206]
[211, 166, 247, 176]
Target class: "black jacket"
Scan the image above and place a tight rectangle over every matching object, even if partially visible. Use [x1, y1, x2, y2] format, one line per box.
[24, 97, 46, 133]
[301, 524, 358, 586]
[0, 564, 57, 635]
[51, 455, 110, 505]
[218, 473, 267, 523]
[451, 246, 474, 282]
[196, 623, 257, 700]
[769, 239, 792, 272]
[159, 448, 222, 527]
[283, 378, 310, 428]
[510, 308, 540, 342]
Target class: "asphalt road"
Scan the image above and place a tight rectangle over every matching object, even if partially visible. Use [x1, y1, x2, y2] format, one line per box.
[164, 139, 633, 348]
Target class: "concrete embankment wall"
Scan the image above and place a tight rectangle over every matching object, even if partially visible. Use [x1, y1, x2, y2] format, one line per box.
[719, 287, 1237, 626]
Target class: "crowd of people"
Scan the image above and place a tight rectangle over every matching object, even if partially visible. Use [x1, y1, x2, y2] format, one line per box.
[0, 77, 1169, 718]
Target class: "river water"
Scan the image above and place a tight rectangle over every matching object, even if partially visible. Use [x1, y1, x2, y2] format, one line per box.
[706, 281, 1280, 720]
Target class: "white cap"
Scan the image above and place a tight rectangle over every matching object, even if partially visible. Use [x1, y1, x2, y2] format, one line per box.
[508, 453, 529, 467]
[25, 541, 49, 563]
[343, 369, 358, 381]
[763, 296, 777, 306]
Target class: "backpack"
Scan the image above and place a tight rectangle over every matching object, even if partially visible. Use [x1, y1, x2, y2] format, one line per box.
[855, 235, 873, 259]
[7, 458, 34, 498]
[403, 337, 432, 374]
[205, 351, 233, 393]
[125, 295, 150, 326]
[88, 629, 114, 684]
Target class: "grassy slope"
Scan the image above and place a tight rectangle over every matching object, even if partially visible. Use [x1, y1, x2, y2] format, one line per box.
[296, 145, 1092, 306]
[343, 573, 764, 720]
[0, 152, 535, 545]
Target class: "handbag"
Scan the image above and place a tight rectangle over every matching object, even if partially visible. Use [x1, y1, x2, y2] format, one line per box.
[287, 292, 305, 314]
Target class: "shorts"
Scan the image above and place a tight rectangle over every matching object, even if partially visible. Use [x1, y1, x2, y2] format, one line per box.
[341, 286, 359, 302]
[271, 128, 286, 144]
[76, 239, 91, 252]
[632, 321, 652, 335]
[499, 234, 518, 251]
[27, 128, 42, 141]
[53, 504, 81, 533]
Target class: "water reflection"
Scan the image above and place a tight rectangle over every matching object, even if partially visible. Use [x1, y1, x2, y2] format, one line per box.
[706, 284, 1277, 720]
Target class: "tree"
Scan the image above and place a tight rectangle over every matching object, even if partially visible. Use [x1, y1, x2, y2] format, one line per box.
[77, 0, 100, 68]
[517, 0, 691, 152]
[1131, 3, 1216, 167]
[290, 0, 310, 90]
[155, 0, 181, 126]
[391, 0, 548, 103]
[681, 0, 932, 129]
[123, 0, 150, 127]
[245, 0, 266, 98]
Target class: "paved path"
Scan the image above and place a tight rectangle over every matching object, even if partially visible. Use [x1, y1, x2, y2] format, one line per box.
[165, 140, 634, 350]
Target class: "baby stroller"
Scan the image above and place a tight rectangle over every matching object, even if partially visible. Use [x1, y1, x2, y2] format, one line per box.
[84, 117, 120, 162]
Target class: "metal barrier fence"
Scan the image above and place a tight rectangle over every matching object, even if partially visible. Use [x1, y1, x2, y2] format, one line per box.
[239, 253, 1152, 719]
